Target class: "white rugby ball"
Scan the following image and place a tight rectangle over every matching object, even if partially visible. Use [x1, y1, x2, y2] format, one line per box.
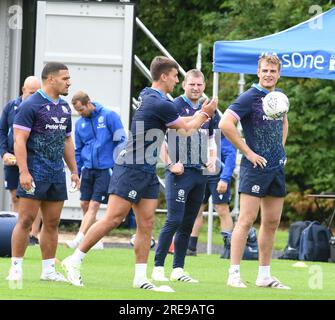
[130, 234, 156, 249]
[262, 91, 289, 119]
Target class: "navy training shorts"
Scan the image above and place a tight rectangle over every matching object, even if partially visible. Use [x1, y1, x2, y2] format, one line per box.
[203, 178, 231, 204]
[80, 168, 112, 204]
[239, 165, 286, 198]
[108, 164, 159, 203]
[17, 181, 68, 201]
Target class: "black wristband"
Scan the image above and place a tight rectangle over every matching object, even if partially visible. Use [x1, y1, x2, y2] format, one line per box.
[166, 163, 173, 169]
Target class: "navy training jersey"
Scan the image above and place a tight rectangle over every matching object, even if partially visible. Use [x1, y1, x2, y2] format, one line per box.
[227, 84, 286, 169]
[13, 89, 72, 183]
[167, 95, 214, 169]
[0, 96, 22, 157]
[118, 87, 180, 173]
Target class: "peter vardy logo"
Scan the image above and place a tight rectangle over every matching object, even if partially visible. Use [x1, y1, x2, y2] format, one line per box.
[51, 117, 67, 124]
[45, 117, 67, 130]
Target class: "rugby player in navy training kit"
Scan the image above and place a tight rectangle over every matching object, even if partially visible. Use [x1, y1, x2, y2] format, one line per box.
[152, 69, 218, 283]
[62, 56, 217, 291]
[220, 54, 290, 289]
[187, 110, 236, 257]
[7, 62, 80, 286]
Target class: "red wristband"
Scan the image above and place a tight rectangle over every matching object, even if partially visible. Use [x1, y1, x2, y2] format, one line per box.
[200, 111, 210, 119]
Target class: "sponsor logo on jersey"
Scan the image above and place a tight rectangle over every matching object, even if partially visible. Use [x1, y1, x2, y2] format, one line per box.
[51, 117, 67, 124]
[45, 117, 67, 130]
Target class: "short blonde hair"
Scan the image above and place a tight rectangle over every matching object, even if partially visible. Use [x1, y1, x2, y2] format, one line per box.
[258, 54, 282, 71]
[184, 69, 205, 83]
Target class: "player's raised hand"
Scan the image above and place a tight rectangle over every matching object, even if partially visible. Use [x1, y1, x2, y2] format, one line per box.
[201, 97, 218, 118]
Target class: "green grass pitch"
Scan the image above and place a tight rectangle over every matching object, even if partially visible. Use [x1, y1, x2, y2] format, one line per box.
[1, 245, 334, 300]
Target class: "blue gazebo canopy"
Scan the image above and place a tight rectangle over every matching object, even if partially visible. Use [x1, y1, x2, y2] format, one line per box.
[213, 7, 335, 80]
